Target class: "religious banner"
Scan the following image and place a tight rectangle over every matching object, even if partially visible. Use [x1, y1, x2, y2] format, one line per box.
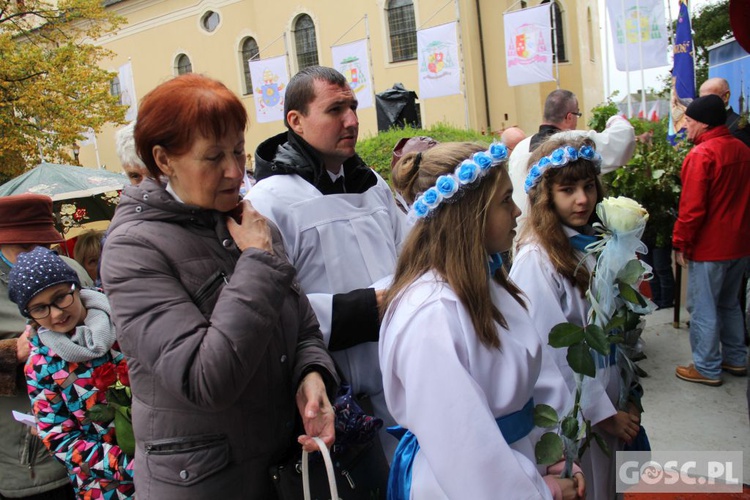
[417, 22, 461, 99]
[331, 39, 374, 109]
[249, 56, 289, 124]
[118, 62, 138, 122]
[669, 0, 694, 141]
[503, 4, 554, 87]
[606, 0, 668, 71]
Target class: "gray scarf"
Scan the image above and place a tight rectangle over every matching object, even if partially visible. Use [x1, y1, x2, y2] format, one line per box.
[37, 289, 117, 362]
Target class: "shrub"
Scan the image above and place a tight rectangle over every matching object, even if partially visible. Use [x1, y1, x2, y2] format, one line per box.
[357, 123, 490, 183]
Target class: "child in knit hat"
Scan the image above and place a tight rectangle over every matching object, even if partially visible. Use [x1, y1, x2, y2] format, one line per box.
[8, 247, 134, 499]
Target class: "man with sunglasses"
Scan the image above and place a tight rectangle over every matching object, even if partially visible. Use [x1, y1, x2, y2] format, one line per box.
[0, 194, 91, 500]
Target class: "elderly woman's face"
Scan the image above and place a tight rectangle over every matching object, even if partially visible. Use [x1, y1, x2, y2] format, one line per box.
[156, 129, 246, 212]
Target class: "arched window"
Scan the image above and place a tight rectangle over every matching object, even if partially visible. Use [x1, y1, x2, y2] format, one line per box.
[176, 54, 193, 75]
[294, 15, 318, 70]
[241, 37, 260, 95]
[110, 76, 121, 102]
[542, 0, 567, 63]
[387, 0, 417, 62]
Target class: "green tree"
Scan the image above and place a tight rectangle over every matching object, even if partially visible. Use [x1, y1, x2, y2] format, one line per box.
[0, 0, 126, 183]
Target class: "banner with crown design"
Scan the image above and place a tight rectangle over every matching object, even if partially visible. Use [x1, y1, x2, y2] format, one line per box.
[331, 39, 374, 110]
[503, 4, 554, 87]
[417, 22, 461, 99]
[249, 56, 289, 124]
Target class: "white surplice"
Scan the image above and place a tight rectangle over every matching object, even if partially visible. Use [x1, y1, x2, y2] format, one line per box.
[510, 230, 621, 500]
[380, 271, 554, 499]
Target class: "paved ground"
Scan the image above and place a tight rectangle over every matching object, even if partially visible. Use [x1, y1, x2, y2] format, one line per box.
[638, 306, 749, 482]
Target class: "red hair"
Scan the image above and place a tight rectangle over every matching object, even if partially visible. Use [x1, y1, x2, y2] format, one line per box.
[135, 74, 247, 178]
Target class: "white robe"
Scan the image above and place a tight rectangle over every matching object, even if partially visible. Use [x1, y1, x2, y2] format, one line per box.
[510, 231, 620, 500]
[247, 172, 407, 455]
[380, 271, 554, 499]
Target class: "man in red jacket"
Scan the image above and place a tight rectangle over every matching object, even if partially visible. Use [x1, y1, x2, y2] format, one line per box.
[674, 94, 750, 386]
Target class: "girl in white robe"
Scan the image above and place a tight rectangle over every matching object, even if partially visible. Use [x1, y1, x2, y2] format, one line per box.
[509, 136, 641, 500]
[380, 142, 585, 500]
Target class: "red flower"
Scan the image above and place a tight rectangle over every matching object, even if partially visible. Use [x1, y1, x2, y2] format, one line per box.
[73, 208, 87, 221]
[116, 361, 130, 387]
[92, 364, 117, 392]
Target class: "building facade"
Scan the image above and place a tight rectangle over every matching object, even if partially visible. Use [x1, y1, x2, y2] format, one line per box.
[81, 0, 604, 172]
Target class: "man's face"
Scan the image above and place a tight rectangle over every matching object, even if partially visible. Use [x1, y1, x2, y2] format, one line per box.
[562, 99, 580, 130]
[685, 115, 708, 143]
[699, 82, 730, 106]
[287, 79, 359, 172]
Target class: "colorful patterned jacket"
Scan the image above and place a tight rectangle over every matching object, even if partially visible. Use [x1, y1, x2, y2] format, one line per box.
[25, 336, 135, 499]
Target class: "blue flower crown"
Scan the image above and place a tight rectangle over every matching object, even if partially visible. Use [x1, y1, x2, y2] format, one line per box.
[410, 143, 509, 219]
[524, 144, 602, 193]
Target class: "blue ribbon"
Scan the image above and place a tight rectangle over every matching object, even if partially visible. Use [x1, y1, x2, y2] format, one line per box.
[569, 233, 598, 252]
[487, 253, 504, 277]
[386, 398, 535, 500]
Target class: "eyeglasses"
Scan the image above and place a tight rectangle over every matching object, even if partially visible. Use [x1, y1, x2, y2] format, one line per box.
[569, 111, 583, 118]
[26, 284, 77, 320]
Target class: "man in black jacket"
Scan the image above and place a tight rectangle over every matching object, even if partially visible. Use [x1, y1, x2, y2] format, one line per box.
[699, 77, 750, 147]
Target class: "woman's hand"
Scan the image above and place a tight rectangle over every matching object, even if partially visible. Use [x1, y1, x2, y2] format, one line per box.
[226, 200, 273, 254]
[295, 371, 335, 453]
[16, 326, 32, 363]
[552, 471, 586, 500]
[598, 410, 640, 444]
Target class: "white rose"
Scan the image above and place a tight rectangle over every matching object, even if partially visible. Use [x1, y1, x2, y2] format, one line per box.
[597, 196, 649, 233]
[60, 204, 76, 215]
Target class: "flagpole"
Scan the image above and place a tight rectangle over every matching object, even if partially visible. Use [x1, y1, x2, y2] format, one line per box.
[454, 0, 470, 129]
[635, 0, 647, 117]
[93, 134, 102, 169]
[552, 2, 560, 88]
[365, 14, 376, 102]
[620, 0, 633, 118]
[604, 3, 611, 98]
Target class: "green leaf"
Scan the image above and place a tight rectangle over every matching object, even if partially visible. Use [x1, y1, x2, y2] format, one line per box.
[593, 431, 611, 458]
[604, 313, 626, 335]
[107, 387, 130, 407]
[535, 432, 563, 465]
[533, 404, 559, 428]
[114, 407, 135, 456]
[567, 343, 596, 377]
[86, 404, 115, 423]
[652, 169, 665, 180]
[624, 310, 643, 332]
[561, 416, 579, 440]
[608, 335, 624, 344]
[617, 260, 646, 285]
[618, 282, 643, 305]
[583, 324, 610, 356]
[548, 323, 585, 348]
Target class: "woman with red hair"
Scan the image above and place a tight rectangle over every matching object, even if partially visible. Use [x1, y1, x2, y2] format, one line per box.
[100, 74, 338, 499]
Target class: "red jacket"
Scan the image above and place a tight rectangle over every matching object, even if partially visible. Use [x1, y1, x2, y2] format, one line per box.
[673, 126, 750, 261]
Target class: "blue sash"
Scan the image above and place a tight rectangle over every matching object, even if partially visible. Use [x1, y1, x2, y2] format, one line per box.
[386, 398, 535, 500]
[569, 233, 598, 252]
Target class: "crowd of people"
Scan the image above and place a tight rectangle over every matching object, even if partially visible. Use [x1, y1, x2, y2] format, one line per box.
[0, 67, 748, 500]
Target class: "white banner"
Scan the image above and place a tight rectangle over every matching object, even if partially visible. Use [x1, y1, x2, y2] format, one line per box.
[417, 22, 461, 100]
[118, 62, 138, 122]
[249, 56, 289, 124]
[503, 4, 555, 87]
[606, 0, 668, 71]
[331, 39, 373, 109]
